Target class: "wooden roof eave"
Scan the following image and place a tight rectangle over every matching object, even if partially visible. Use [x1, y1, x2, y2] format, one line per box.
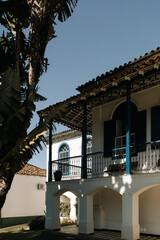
[38, 59, 160, 132]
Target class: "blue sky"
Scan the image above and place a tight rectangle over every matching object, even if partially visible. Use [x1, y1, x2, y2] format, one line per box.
[27, 0, 160, 169]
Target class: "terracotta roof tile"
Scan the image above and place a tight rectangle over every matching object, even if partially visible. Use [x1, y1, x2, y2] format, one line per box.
[17, 164, 46, 177]
[76, 47, 160, 92]
[37, 46, 160, 120]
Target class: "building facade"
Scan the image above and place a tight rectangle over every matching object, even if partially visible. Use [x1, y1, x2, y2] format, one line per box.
[38, 47, 160, 240]
[0, 164, 46, 227]
[47, 130, 92, 222]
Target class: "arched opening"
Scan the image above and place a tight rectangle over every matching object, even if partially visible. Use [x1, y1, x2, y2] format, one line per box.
[113, 102, 137, 158]
[139, 185, 160, 235]
[59, 191, 78, 226]
[113, 101, 137, 138]
[93, 188, 122, 231]
[104, 101, 138, 158]
[45, 189, 79, 231]
[104, 101, 146, 159]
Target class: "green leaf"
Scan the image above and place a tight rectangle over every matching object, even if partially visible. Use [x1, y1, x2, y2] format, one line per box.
[35, 92, 47, 102]
[0, 121, 48, 173]
[0, 68, 21, 123]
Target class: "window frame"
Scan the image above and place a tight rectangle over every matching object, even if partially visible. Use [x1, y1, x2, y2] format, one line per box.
[58, 143, 70, 176]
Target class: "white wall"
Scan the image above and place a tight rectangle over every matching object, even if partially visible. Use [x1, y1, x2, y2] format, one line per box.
[93, 189, 122, 230]
[46, 171, 160, 236]
[92, 85, 160, 153]
[2, 174, 46, 218]
[52, 135, 82, 160]
[93, 185, 160, 234]
[139, 185, 160, 235]
[49, 134, 82, 177]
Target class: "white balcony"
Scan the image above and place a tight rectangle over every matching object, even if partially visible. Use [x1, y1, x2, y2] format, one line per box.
[51, 142, 160, 181]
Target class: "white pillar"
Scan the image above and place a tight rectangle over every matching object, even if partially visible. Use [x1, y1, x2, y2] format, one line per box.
[79, 194, 94, 234]
[70, 194, 77, 221]
[45, 194, 60, 230]
[121, 193, 140, 240]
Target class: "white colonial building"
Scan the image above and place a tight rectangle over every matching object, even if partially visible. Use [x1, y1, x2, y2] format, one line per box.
[38, 47, 160, 240]
[46, 130, 92, 222]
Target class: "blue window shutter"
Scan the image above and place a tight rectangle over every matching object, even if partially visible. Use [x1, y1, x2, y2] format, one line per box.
[135, 110, 146, 152]
[151, 106, 160, 142]
[104, 120, 115, 157]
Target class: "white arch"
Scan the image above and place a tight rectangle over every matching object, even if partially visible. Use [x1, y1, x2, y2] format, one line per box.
[88, 185, 122, 196]
[54, 188, 79, 198]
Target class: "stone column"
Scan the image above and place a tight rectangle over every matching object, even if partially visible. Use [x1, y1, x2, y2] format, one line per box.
[79, 194, 94, 234]
[121, 193, 140, 240]
[45, 193, 60, 230]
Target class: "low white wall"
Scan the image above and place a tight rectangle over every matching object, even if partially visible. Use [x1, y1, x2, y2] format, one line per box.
[2, 174, 46, 218]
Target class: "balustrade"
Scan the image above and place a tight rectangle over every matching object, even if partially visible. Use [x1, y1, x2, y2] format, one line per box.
[51, 142, 160, 181]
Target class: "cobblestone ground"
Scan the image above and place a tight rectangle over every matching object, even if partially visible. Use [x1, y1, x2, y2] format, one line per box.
[60, 226, 160, 240]
[93, 230, 160, 240]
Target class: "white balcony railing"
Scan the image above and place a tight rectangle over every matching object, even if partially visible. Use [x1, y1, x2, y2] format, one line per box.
[51, 143, 160, 181]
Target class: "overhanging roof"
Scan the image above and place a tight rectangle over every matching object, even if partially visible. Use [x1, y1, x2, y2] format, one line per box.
[38, 47, 160, 133]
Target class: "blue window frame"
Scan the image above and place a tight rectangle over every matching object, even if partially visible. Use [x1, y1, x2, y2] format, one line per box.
[58, 143, 70, 175]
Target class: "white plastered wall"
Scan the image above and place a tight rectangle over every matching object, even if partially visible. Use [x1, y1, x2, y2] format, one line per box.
[139, 185, 160, 235]
[46, 135, 82, 221]
[45, 172, 160, 236]
[92, 85, 160, 153]
[93, 189, 122, 230]
[1, 174, 46, 218]
[93, 185, 160, 234]
[91, 84, 160, 235]
[52, 136, 82, 160]
[46, 135, 82, 179]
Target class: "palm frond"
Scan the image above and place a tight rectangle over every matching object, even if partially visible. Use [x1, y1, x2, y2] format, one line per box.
[0, 68, 21, 125]
[56, 0, 78, 22]
[0, 121, 48, 173]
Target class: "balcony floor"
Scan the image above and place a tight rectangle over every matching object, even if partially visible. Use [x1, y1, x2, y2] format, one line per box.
[45, 225, 160, 239]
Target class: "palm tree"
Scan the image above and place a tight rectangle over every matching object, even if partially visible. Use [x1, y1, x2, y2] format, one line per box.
[0, 0, 78, 210]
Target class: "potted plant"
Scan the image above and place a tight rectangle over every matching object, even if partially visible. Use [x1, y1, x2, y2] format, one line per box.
[54, 170, 62, 181]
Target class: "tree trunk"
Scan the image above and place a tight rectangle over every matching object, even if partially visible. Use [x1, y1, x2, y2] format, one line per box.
[0, 172, 15, 211]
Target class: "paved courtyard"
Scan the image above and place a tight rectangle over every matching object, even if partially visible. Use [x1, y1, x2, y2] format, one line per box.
[59, 225, 160, 240]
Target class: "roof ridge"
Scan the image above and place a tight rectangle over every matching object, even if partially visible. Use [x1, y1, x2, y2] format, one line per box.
[17, 163, 46, 177]
[76, 46, 160, 92]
